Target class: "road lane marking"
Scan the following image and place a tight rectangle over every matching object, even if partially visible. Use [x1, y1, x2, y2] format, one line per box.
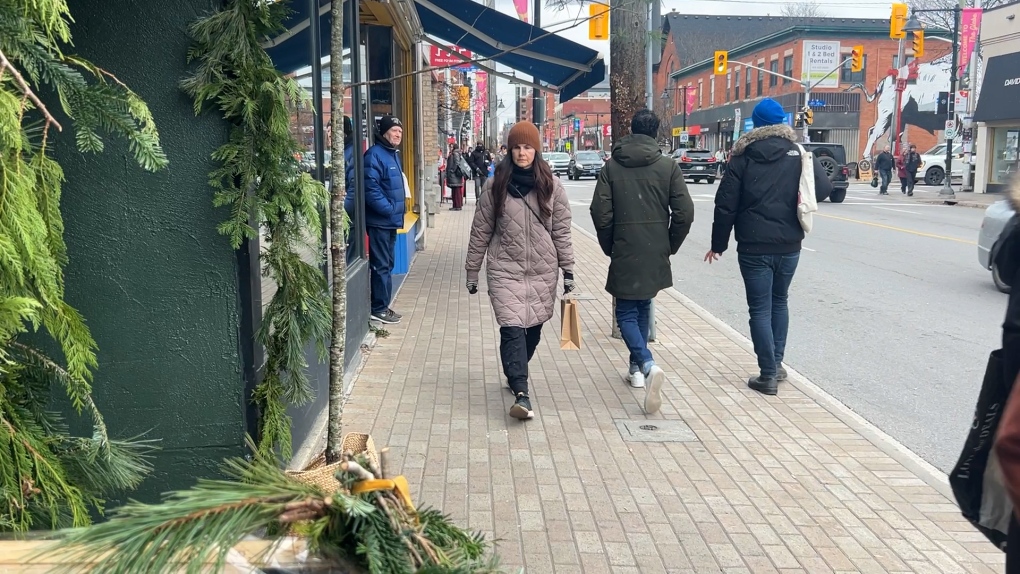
[874, 206, 921, 215]
[816, 213, 978, 245]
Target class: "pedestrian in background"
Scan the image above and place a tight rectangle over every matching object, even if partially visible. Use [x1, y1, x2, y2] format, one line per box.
[590, 109, 694, 414]
[469, 142, 492, 200]
[704, 98, 832, 396]
[874, 145, 894, 195]
[897, 143, 922, 196]
[714, 148, 725, 177]
[465, 121, 575, 421]
[445, 143, 468, 211]
[363, 115, 407, 325]
[495, 144, 507, 165]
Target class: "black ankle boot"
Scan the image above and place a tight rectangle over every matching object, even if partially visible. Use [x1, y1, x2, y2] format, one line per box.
[509, 392, 534, 419]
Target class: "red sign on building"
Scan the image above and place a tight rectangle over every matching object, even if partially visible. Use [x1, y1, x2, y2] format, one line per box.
[429, 46, 474, 70]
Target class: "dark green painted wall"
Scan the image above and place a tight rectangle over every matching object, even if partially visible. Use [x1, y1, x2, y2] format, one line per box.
[57, 0, 245, 501]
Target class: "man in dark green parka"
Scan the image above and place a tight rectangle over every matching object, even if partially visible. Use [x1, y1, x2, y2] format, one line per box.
[590, 109, 694, 415]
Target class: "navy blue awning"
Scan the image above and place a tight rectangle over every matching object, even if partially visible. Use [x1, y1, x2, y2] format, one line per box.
[262, 0, 347, 74]
[414, 0, 604, 103]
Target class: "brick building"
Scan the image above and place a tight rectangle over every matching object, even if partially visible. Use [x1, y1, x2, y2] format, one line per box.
[658, 14, 945, 160]
[549, 80, 610, 151]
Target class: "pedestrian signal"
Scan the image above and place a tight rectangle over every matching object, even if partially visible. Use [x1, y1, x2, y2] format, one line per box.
[713, 51, 728, 76]
[589, 3, 609, 40]
[890, 3, 908, 39]
[851, 45, 864, 73]
[911, 30, 924, 58]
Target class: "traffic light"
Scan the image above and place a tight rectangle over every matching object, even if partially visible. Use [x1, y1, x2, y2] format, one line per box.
[803, 107, 814, 126]
[456, 86, 470, 111]
[851, 45, 864, 73]
[588, 2, 609, 40]
[912, 30, 924, 58]
[713, 51, 728, 76]
[890, 3, 908, 39]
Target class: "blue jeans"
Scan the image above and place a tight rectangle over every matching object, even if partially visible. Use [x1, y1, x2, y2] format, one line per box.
[878, 169, 891, 193]
[367, 226, 396, 315]
[615, 299, 653, 373]
[737, 252, 800, 379]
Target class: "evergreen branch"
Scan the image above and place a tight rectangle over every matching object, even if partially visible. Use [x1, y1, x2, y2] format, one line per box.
[0, 47, 62, 131]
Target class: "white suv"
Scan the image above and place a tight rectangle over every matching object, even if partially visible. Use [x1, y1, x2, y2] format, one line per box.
[917, 143, 969, 186]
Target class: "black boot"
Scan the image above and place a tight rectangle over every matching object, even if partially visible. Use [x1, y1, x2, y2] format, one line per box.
[748, 376, 778, 395]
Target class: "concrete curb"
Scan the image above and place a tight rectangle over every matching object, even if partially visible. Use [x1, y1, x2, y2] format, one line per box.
[570, 223, 955, 500]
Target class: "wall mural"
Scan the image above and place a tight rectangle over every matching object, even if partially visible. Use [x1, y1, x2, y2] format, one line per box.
[845, 53, 983, 160]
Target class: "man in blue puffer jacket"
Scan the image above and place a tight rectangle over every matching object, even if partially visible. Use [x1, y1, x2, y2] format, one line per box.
[362, 115, 406, 324]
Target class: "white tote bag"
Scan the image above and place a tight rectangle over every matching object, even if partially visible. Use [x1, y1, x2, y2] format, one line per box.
[794, 143, 818, 234]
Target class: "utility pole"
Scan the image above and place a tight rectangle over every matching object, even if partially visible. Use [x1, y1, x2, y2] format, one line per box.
[962, 0, 980, 192]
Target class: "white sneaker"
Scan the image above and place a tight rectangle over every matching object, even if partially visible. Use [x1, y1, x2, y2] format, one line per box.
[644, 366, 665, 414]
[627, 371, 646, 389]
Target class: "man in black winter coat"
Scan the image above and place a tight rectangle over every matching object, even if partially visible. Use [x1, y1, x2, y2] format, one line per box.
[468, 143, 491, 199]
[874, 145, 894, 195]
[704, 98, 833, 396]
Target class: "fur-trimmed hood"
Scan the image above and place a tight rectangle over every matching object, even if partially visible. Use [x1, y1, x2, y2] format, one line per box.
[730, 124, 798, 156]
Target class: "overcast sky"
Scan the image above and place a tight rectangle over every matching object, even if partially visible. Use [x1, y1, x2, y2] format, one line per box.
[487, 0, 899, 116]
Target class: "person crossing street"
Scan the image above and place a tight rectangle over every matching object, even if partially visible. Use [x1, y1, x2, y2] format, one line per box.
[590, 109, 694, 415]
[874, 145, 893, 195]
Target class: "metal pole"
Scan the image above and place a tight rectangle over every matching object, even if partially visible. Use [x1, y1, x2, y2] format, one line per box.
[962, 0, 980, 192]
[891, 38, 905, 156]
[802, 83, 811, 143]
[532, 0, 542, 125]
[646, 2, 656, 342]
[939, 5, 960, 198]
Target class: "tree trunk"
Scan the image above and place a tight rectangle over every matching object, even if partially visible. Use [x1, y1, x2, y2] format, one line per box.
[609, 0, 647, 139]
[325, 0, 347, 465]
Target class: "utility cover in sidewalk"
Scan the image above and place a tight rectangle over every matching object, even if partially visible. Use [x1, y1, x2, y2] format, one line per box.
[615, 419, 698, 442]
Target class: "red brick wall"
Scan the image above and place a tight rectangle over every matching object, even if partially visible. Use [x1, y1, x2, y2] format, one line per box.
[668, 34, 940, 157]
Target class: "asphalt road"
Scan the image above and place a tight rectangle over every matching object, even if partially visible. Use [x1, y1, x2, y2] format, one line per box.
[561, 176, 1008, 473]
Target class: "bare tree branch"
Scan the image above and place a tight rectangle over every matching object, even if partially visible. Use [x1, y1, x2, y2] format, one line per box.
[779, 0, 827, 18]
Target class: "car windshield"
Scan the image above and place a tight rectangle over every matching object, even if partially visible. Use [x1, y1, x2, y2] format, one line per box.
[576, 153, 601, 162]
[544, 153, 569, 161]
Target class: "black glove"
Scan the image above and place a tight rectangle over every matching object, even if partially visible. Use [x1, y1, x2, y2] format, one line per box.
[563, 271, 576, 294]
[466, 280, 478, 295]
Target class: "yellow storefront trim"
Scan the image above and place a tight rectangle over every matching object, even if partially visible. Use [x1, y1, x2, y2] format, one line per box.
[397, 212, 419, 234]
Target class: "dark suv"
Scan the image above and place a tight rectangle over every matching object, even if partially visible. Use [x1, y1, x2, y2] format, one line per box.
[673, 149, 718, 184]
[802, 143, 849, 203]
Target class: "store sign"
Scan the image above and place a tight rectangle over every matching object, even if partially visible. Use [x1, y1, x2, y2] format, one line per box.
[601, 125, 611, 137]
[973, 52, 1020, 122]
[429, 46, 474, 70]
[743, 118, 754, 133]
[801, 41, 841, 89]
[671, 127, 683, 137]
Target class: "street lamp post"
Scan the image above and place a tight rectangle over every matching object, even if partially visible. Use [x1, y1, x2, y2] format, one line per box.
[661, 86, 692, 148]
[903, 6, 960, 199]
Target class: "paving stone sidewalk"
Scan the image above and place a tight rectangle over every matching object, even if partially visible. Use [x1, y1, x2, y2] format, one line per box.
[343, 207, 1003, 573]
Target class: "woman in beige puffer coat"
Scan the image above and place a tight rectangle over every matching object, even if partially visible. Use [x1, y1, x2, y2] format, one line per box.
[465, 122, 574, 420]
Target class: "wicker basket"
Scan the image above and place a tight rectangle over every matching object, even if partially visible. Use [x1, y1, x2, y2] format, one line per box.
[286, 432, 379, 493]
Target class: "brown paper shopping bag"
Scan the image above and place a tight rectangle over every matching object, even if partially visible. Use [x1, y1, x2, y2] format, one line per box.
[560, 298, 581, 350]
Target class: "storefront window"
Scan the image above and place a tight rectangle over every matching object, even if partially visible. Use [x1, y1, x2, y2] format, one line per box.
[990, 127, 1020, 185]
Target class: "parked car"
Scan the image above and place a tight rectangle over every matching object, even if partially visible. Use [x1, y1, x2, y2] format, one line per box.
[917, 143, 966, 186]
[673, 148, 717, 184]
[802, 143, 849, 203]
[543, 152, 571, 176]
[979, 198, 1017, 293]
[567, 151, 605, 180]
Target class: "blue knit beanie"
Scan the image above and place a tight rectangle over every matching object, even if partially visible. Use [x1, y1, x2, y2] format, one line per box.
[751, 98, 786, 128]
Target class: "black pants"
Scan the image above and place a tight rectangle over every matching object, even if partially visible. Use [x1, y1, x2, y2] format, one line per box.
[499, 324, 543, 395]
[367, 226, 396, 315]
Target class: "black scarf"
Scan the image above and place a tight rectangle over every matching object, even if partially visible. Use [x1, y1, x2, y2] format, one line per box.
[508, 164, 536, 198]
